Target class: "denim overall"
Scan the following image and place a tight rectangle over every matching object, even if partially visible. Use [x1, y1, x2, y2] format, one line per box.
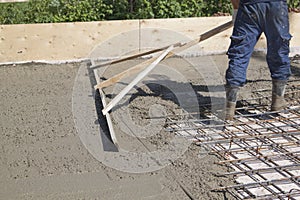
[226, 0, 292, 87]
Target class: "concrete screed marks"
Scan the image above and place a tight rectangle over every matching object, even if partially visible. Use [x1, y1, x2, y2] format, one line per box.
[0, 56, 236, 200]
[0, 53, 299, 199]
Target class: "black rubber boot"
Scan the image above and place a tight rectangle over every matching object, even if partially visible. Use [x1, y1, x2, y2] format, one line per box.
[225, 86, 239, 120]
[271, 79, 287, 111]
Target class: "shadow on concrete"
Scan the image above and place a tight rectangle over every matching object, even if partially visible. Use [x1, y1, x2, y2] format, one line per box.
[250, 51, 300, 78]
[291, 64, 300, 77]
[86, 63, 119, 152]
[110, 79, 227, 120]
[94, 89, 119, 152]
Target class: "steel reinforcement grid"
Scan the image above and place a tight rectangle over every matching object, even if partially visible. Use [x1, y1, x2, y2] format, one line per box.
[165, 80, 300, 199]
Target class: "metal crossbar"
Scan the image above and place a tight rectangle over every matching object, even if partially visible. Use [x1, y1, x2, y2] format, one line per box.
[165, 80, 300, 199]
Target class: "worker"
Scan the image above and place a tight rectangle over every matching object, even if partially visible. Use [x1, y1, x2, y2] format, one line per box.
[225, 0, 292, 120]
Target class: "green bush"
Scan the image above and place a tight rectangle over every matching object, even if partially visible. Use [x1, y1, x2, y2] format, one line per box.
[0, 0, 113, 24]
[289, 0, 300, 8]
[0, 2, 26, 24]
[202, 0, 232, 16]
[0, 0, 299, 24]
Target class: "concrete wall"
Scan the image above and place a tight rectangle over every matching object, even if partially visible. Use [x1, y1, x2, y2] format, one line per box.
[1, 14, 299, 63]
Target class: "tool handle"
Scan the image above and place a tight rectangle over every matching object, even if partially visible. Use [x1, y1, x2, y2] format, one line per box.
[91, 21, 233, 69]
[94, 21, 233, 89]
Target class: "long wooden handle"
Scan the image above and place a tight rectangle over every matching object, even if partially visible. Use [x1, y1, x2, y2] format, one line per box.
[199, 20, 233, 41]
[91, 20, 233, 69]
[94, 21, 233, 89]
[102, 46, 174, 115]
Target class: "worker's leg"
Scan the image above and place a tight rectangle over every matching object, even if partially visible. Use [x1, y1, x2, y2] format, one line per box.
[226, 3, 262, 87]
[271, 79, 288, 111]
[264, 1, 291, 111]
[225, 3, 262, 120]
[225, 86, 239, 120]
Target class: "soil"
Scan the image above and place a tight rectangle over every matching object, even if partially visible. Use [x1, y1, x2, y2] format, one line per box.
[1, 53, 300, 199]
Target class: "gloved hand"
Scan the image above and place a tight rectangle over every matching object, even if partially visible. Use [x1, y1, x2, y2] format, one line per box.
[232, 9, 238, 24]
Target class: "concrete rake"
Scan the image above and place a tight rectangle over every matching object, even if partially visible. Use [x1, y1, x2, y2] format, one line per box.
[90, 20, 233, 148]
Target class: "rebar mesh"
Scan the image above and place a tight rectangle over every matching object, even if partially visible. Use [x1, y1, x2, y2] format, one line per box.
[165, 80, 300, 199]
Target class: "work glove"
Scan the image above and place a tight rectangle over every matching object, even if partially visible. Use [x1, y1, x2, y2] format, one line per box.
[232, 9, 238, 24]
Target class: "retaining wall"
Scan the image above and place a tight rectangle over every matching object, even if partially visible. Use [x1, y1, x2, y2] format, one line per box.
[1, 14, 299, 63]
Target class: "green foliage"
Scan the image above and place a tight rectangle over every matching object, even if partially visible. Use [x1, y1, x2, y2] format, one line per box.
[202, 0, 232, 16]
[129, 0, 154, 19]
[152, 0, 181, 18]
[0, 0, 113, 24]
[103, 0, 129, 20]
[0, 2, 26, 24]
[288, 0, 300, 8]
[180, 0, 206, 17]
[0, 0, 299, 24]
[54, 0, 112, 22]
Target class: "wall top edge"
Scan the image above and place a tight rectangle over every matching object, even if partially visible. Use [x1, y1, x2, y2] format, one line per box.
[1, 16, 235, 27]
[1, 13, 299, 27]
[1, 13, 300, 27]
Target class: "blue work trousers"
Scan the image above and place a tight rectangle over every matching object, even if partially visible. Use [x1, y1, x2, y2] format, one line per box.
[226, 1, 292, 87]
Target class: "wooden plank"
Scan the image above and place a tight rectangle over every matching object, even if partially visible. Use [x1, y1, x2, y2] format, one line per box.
[94, 20, 233, 90]
[2, 14, 300, 63]
[90, 45, 179, 69]
[0, 20, 139, 63]
[98, 89, 119, 148]
[94, 55, 159, 90]
[91, 21, 233, 69]
[102, 46, 174, 115]
[92, 61, 119, 148]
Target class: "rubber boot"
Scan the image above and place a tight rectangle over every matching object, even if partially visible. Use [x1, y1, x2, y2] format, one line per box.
[271, 79, 287, 111]
[225, 86, 239, 120]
